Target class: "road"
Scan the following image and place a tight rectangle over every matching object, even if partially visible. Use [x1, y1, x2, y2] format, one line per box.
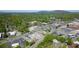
[30, 36, 45, 48]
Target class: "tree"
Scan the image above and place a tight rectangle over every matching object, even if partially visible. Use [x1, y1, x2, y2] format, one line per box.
[57, 36, 66, 43]
[77, 37, 79, 41]
[66, 38, 73, 45]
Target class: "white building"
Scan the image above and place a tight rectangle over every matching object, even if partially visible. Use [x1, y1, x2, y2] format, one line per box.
[0, 33, 4, 38]
[0, 33, 2, 38]
[74, 41, 79, 45]
[8, 31, 16, 36]
[12, 43, 19, 47]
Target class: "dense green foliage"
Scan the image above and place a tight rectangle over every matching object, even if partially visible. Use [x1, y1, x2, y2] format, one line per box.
[77, 37, 79, 41]
[37, 34, 55, 48]
[37, 34, 73, 48]
[0, 13, 79, 33]
[25, 41, 30, 47]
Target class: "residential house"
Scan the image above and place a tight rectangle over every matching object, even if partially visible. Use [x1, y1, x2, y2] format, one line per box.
[67, 22, 79, 30]
[67, 34, 76, 40]
[0, 33, 2, 38]
[73, 41, 79, 48]
[53, 27, 73, 36]
[69, 30, 79, 39]
[7, 31, 17, 36]
[8, 38, 25, 48]
[12, 43, 19, 48]
[0, 32, 4, 39]
[74, 41, 79, 45]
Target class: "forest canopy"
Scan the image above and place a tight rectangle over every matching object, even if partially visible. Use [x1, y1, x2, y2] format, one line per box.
[0, 13, 79, 33]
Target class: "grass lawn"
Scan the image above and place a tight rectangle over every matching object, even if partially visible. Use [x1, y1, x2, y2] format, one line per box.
[0, 43, 8, 48]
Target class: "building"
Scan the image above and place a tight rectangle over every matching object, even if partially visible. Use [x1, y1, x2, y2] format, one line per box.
[53, 27, 73, 36]
[74, 41, 79, 45]
[7, 31, 17, 36]
[8, 38, 25, 48]
[68, 30, 79, 39]
[12, 43, 19, 48]
[67, 34, 76, 39]
[0, 33, 2, 38]
[67, 22, 79, 30]
[0, 32, 4, 39]
[73, 41, 79, 48]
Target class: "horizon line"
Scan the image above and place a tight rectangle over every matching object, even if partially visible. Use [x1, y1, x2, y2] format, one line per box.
[0, 10, 79, 13]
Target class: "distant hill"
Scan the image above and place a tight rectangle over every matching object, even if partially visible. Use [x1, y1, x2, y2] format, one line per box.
[51, 10, 70, 13]
[0, 10, 79, 14]
[38, 10, 71, 14]
[0, 10, 70, 14]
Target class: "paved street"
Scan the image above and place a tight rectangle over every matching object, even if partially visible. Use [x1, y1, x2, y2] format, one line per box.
[30, 36, 45, 48]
